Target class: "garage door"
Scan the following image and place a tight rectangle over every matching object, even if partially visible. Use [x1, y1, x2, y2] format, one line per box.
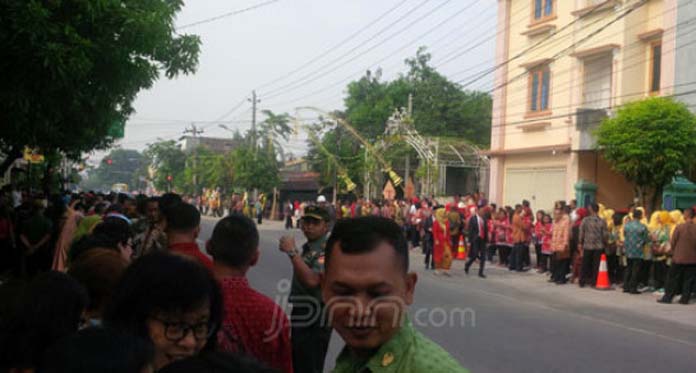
[504, 168, 567, 213]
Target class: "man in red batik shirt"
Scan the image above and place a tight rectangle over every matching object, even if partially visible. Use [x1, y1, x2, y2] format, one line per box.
[165, 202, 213, 270]
[208, 214, 293, 373]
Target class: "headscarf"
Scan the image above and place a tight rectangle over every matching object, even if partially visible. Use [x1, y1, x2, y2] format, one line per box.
[435, 208, 447, 226]
[648, 211, 661, 231]
[669, 210, 685, 235]
[603, 209, 615, 230]
[574, 208, 588, 227]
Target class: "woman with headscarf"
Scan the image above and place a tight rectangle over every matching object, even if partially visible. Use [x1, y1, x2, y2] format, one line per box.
[551, 208, 571, 284]
[650, 211, 672, 292]
[570, 207, 588, 284]
[432, 207, 453, 276]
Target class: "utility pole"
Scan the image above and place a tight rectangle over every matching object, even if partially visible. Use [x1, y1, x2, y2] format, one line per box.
[184, 123, 204, 195]
[249, 90, 260, 154]
[405, 93, 413, 187]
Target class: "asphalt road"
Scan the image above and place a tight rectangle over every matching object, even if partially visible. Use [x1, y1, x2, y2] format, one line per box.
[200, 217, 696, 373]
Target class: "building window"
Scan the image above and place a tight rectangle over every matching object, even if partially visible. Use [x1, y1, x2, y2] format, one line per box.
[529, 66, 551, 113]
[650, 42, 662, 93]
[533, 0, 554, 21]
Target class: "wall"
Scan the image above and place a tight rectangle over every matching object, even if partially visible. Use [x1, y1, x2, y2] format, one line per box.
[577, 151, 635, 208]
[675, 0, 696, 107]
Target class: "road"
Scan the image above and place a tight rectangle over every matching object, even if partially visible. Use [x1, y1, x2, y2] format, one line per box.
[200, 217, 696, 373]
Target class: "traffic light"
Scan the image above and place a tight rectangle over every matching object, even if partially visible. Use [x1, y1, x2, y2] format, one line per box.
[105, 159, 113, 165]
[167, 175, 173, 182]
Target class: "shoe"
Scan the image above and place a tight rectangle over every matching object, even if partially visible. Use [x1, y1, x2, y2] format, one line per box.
[555, 281, 567, 285]
[622, 289, 630, 293]
[629, 290, 641, 295]
[657, 298, 671, 304]
[547, 278, 556, 283]
[478, 274, 487, 279]
[579, 284, 585, 288]
[678, 298, 690, 305]
[464, 266, 470, 275]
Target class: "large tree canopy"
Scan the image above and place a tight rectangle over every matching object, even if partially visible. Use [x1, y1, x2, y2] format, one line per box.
[0, 0, 200, 165]
[595, 97, 696, 210]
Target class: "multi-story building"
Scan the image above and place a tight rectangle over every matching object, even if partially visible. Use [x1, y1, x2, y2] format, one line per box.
[487, 0, 690, 211]
[182, 136, 242, 154]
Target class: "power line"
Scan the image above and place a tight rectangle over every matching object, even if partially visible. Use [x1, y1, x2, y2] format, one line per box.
[254, 0, 411, 91]
[260, 0, 446, 98]
[176, 0, 281, 30]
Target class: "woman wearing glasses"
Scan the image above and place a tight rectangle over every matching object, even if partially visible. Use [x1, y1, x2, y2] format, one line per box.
[104, 252, 223, 371]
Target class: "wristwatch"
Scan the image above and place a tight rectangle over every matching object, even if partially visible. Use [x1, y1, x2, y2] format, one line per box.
[287, 248, 299, 258]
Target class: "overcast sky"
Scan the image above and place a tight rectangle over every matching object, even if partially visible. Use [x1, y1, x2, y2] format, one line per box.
[105, 0, 495, 161]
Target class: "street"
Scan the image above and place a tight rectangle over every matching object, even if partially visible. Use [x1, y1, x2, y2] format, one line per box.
[200, 217, 696, 373]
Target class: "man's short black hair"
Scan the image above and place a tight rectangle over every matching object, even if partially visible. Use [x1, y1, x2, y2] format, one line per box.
[633, 209, 643, 219]
[325, 216, 409, 273]
[590, 203, 600, 214]
[209, 215, 259, 268]
[165, 203, 200, 233]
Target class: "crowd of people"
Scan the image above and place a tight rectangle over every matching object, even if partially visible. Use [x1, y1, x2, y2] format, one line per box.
[285, 193, 696, 304]
[0, 186, 467, 373]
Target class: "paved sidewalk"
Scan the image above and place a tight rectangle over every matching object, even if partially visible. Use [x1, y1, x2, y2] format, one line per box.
[409, 249, 696, 330]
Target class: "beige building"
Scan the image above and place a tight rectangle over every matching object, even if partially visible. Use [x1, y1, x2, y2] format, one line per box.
[487, 0, 679, 211]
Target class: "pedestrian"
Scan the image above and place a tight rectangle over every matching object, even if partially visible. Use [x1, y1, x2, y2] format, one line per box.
[510, 206, 527, 272]
[19, 200, 54, 277]
[68, 249, 129, 327]
[493, 208, 511, 266]
[623, 209, 649, 294]
[165, 202, 213, 270]
[90, 217, 135, 263]
[422, 208, 435, 270]
[278, 206, 332, 373]
[0, 271, 88, 372]
[209, 215, 293, 373]
[432, 207, 453, 276]
[578, 203, 608, 288]
[658, 207, 696, 304]
[650, 211, 671, 292]
[606, 212, 622, 285]
[322, 217, 467, 372]
[447, 204, 462, 258]
[465, 206, 488, 278]
[570, 207, 587, 284]
[132, 197, 167, 257]
[533, 210, 545, 271]
[284, 201, 293, 230]
[550, 208, 570, 284]
[104, 252, 223, 371]
[539, 213, 553, 273]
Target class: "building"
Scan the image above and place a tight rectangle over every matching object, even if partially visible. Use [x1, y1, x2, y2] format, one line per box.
[182, 136, 242, 154]
[278, 159, 320, 203]
[488, 0, 684, 212]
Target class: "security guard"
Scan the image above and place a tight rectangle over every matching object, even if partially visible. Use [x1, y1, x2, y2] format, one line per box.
[279, 205, 332, 373]
[322, 216, 468, 373]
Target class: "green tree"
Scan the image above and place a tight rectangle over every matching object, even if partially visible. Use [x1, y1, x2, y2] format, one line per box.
[258, 110, 293, 161]
[232, 146, 280, 193]
[0, 0, 200, 172]
[595, 97, 696, 211]
[143, 140, 187, 192]
[82, 149, 147, 191]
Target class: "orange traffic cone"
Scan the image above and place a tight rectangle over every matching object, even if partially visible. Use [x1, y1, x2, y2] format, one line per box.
[595, 253, 611, 290]
[456, 236, 467, 260]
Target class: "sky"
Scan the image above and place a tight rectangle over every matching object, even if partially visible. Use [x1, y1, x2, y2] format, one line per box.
[103, 0, 496, 162]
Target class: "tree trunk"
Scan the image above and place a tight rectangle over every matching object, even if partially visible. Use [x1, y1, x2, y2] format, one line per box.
[650, 185, 663, 213]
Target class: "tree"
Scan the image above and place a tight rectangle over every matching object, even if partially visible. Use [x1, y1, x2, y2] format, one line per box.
[232, 146, 280, 193]
[82, 149, 147, 191]
[143, 140, 187, 192]
[595, 97, 696, 211]
[0, 0, 201, 173]
[258, 110, 293, 161]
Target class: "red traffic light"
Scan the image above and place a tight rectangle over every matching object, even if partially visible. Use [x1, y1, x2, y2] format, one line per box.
[105, 159, 113, 165]
[166, 175, 173, 181]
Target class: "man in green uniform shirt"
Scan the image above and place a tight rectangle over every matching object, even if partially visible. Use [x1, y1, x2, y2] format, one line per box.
[322, 216, 467, 373]
[279, 205, 332, 373]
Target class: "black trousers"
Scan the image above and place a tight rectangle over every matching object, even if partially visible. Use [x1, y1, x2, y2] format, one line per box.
[579, 250, 603, 287]
[465, 237, 486, 275]
[534, 243, 542, 268]
[510, 243, 526, 271]
[606, 253, 620, 284]
[663, 264, 696, 303]
[552, 255, 570, 283]
[451, 235, 460, 255]
[624, 258, 643, 293]
[285, 216, 293, 229]
[423, 234, 434, 269]
[538, 253, 551, 272]
[291, 308, 332, 373]
[652, 260, 668, 289]
[499, 245, 511, 265]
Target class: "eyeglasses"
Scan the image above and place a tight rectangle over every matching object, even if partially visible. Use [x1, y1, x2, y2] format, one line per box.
[152, 317, 214, 342]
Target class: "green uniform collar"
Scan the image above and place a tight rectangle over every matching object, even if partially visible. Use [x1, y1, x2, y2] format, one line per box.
[334, 319, 416, 373]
